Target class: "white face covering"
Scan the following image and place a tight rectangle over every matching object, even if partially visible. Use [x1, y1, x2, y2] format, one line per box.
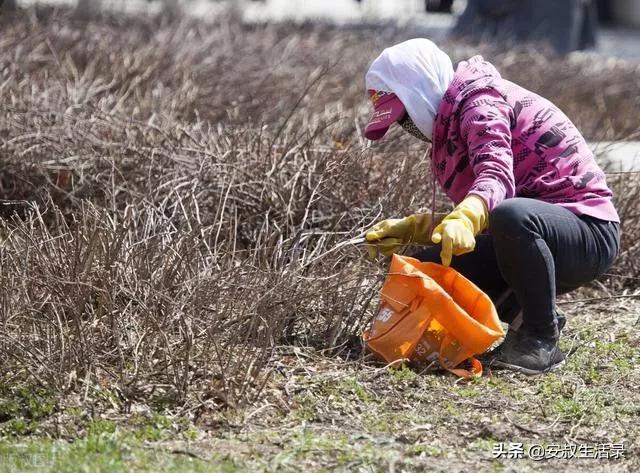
[365, 39, 454, 141]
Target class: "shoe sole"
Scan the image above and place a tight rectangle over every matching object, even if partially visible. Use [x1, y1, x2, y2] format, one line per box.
[490, 358, 565, 376]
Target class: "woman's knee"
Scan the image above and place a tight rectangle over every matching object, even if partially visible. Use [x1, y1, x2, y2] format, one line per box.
[489, 198, 536, 237]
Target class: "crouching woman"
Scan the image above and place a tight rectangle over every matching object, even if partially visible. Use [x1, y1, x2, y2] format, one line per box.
[363, 39, 620, 374]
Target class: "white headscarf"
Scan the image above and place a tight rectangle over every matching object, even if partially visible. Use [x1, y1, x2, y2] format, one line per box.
[365, 39, 454, 141]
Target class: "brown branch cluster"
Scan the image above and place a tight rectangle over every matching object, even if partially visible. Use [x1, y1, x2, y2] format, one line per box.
[0, 8, 637, 411]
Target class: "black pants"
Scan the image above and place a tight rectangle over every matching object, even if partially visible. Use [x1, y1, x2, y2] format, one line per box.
[413, 198, 620, 337]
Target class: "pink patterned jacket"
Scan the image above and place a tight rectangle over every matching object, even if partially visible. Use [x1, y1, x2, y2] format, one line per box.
[431, 56, 619, 222]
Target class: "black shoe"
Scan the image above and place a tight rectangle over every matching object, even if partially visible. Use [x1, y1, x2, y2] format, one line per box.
[489, 329, 565, 375]
[479, 311, 566, 365]
[477, 328, 518, 364]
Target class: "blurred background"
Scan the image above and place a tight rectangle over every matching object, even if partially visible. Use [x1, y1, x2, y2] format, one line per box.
[3, 0, 640, 58]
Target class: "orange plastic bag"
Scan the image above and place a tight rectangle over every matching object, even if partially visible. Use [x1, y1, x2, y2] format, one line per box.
[363, 254, 504, 378]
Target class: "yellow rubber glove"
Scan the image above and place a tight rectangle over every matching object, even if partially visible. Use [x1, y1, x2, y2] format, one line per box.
[365, 213, 444, 259]
[431, 195, 489, 267]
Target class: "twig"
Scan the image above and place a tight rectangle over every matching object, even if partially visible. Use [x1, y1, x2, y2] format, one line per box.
[557, 293, 640, 304]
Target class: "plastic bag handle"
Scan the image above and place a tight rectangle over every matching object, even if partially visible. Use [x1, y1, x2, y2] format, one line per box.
[438, 333, 483, 379]
[445, 357, 483, 379]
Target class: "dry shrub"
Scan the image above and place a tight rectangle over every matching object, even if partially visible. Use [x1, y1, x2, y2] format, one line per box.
[0, 7, 638, 411]
[0, 112, 418, 409]
[607, 172, 640, 287]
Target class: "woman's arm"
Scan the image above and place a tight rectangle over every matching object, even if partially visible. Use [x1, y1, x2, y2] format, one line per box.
[460, 90, 516, 211]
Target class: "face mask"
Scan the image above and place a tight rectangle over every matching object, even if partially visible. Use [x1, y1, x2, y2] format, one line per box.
[398, 113, 430, 143]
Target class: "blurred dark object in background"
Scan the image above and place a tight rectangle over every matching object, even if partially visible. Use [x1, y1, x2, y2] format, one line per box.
[425, 0, 454, 13]
[597, 0, 612, 24]
[454, 0, 599, 54]
[0, 0, 17, 12]
[609, 0, 640, 28]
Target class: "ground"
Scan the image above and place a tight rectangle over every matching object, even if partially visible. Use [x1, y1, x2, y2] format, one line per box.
[2, 297, 638, 472]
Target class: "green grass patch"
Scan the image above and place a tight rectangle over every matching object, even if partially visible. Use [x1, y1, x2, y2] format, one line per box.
[0, 434, 235, 473]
